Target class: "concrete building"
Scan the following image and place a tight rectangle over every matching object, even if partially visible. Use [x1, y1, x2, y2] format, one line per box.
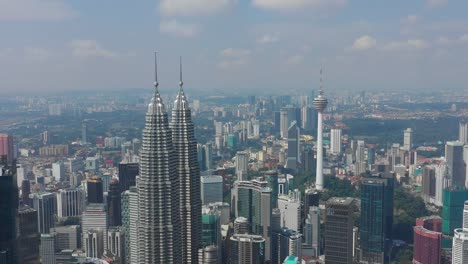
[403, 128, 413, 151]
[82, 203, 107, 256]
[413, 216, 442, 264]
[201, 175, 224, 205]
[84, 229, 104, 259]
[452, 228, 468, 264]
[56, 188, 85, 218]
[285, 121, 300, 171]
[235, 151, 249, 181]
[17, 205, 40, 264]
[325, 197, 355, 264]
[50, 225, 79, 251]
[330, 128, 342, 155]
[277, 192, 301, 232]
[445, 141, 465, 188]
[31, 192, 56, 234]
[228, 234, 265, 264]
[40, 234, 56, 264]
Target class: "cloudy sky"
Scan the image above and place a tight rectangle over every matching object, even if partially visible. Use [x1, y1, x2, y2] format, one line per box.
[0, 0, 468, 95]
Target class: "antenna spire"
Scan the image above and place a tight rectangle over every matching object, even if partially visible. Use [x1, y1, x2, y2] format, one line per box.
[179, 56, 184, 89]
[154, 52, 159, 90]
[319, 64, 324, 96]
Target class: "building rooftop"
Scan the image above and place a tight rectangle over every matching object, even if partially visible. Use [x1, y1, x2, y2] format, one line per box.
[327, 197, 355, 206]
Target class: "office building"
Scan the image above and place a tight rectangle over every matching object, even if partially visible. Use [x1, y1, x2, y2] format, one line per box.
[232, 179, 272, 261]
[17, 205, 40, 264]
[413, 216, 442, 264]
[325, 197, 355, 264]
[107, 178, 121, 226]
[422, 166, 436, 203]
[84, 229, 104, 258]
[459, 122, 468, 144]
[434, 161, 449, 207]
[21, 179, 32, 206]
[52, 161, 65, 182]
[355, 140, 367, 176]
[107, 227, 125, 261]
[127, 186, 139, 264]
[330, 128, 342, 154]
[360, 175, 394, 263]
[266, 170, 279, 208]
[0, 134, 14, 164]
[0, 161, 18, 263]
[301, 106, 315, 132]
[274, 229, 302, 263]
[442, 188, 468, 235]
[304, 206, 321, 257]
[40, 234, 56, 264]
[285, 121, 300, 171]
[136, 57, 181, 264]
[50, 225, 79, 251]
[452, 228, 468, 264]
[280, 109, 289, 138]
[56, 188, 85, 218]
[445, 141, 465, 188]
[235, 151, 249, 181]
[82, 203, 107, 255]
[313, 67, 328, 190]
[118, 162, 139, 193]
[31, 192, 56, 234]
[198, 245, 218, 264]
[228, 234, 265, 264]
[201, 175, 224, 205]
[87, 177, 104, 204]
[403, 128, 413, 151]
[277, 192, 301, 232]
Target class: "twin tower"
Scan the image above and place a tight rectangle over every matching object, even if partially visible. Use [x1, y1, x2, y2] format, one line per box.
[136, 53, 201, 263]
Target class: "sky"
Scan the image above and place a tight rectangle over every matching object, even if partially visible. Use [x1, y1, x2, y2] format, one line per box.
[0, 0, 468, 95]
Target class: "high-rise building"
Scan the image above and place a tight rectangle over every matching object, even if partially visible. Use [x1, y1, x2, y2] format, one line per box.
[0, 160, 18, 263]
[40, 234, 56, 264]
[359, 175, 394, 263]
[413, 216, 442, 264]
[355, 140, 367, 176]
[17, 205, 40, 264]
[232, 178, 272, 261]
[202, 206, 222, 261]
[118, 162, 139, 193]
[198, 245, 218, 264]
[422, 166, 436, 203]
[228, 234, 265, 264]
[304, 206, 321, 257]
[235, 151, 249, 181]
[325, 197, 355, 264]
[285, 121, 300, 171]
[313, 67, 328, 191]
[442, 188, 468, 236]
[84, 229, 104, 258]
[31, 192, 56, 234]
[107, 178, 121, 227]
[107, 226, 125, 261]
[403, 128, 413, 151]
[435, 161, 449, 207]
[445, 141, 465, 188]
[50, 225, 79, 251]
[127, 186, 139, 264]
[56, 188, 85, 218]
[277, 192, 301, 231]
[170, 60, 202, 264]
[82, 203, 107, 256]
[459, 122, 468, 144]
[201, 175, 224, 205]
[330, 128, 342, 155]
[21, 179, 32, 206]
[0, 134, 14, 164]
[452, 228, 468, 264]
[280, 109, 289, 139]
[86, 177, 104, 204]
[274, 229, 302, 263]
[136, 55, 181, 263]
[301, 106, 316, 132]
[52, 161, 65, 182]
[464, 201, 468, 229]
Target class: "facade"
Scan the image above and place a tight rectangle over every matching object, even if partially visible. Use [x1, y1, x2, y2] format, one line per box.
[277, 192, 301, 232]
[459, 122, 468, 144]
[82, 203, 107, 256]
[330, 128, 342, 154]
[452, 228, 468, 264]
[52, 161, 65, 182]
[17, 205, 40, 264]
[31, 192, 56, 234]
[87, 177, 104, 204]
[201, 175, 224, 205]
[50, 225, 79, 251]
[280, 109, 289, 139]
[235, 151, 249, 181]
[198, 245, 218, 264]
[413, 216, 442, 264]
[107, 178, 121, 227]
[118, 162, 139, 193]
[445, 141, 465, 188]
[359, 175, 394, 263]
[325, 197, 355, 264]
[0, 134, 14, 164]
[313, 69, 328, 190]
[84, 229, 104, 258]
[304, 206, 321, 257]
[422, 167, 436, 203]
[0, 162, 18, 263]
[274, 229, 302, 263]
[403, 128, 413, 151]
[442, 188, 468, 235]
[228, 234, 265, 264]
[202, 206, 222, 248]
[285, 121, 300, 171]
[107, 227, 125, 261]
[40, 234, 56, 264]
[136, 62, 181, 264]
[56, 188, 85, 218]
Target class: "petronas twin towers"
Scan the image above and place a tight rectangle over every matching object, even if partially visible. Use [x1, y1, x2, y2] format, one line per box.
[136, 54, 201, 263]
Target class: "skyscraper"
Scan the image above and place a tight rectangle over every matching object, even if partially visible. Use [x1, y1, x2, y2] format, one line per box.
[285, 121, 300, 171]
[0, 160, 18, 263]
[108, 178, 122, 227]
[136, 54, 181, 263]
[56, 188, 85, 218]
[324, 197, 355, 264]
[403, 128, 413, 151]
[87, 177, 104, 204]
[313, 67, 328, 191]
[445, 141, 465, 188]
[201, 175, 224, 205]
[40, 234, 56, 264]
[31, 192, 56, 234]
[235, 151, 249, 181]
[118, 162, 139, 193]
[228, 234, 265, 264]
[330, 128, 342, 155]
[170, 58, 202, 263]
[413, 216, 442, 264]
[459, 122, 468, 144]
[442, 188, 468, 236]
[0, 134, 14, 164]
[17, 205, 40, 264]
[280, 109, 289, 139]
[452, 228, 468, 264]
[82, 203, 107, 257]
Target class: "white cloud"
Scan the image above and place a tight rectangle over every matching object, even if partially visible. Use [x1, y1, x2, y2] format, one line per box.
[0, 0, 76, 21]
[286, 55, 304, 65]
[160, 20, 201, 37]
[160, 0, 237, 16]
[426, 0, 448, 8]
[352, 35, 377, 50]
[257, 33, 280, 44]
[252, 0, 347, 11]
[70, 40, 116, 59]
[383, 39, 429, 51]
[218, 48, 251, 68]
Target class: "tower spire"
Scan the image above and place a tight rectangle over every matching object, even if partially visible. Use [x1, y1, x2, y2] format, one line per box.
[319, 64, 323, 96]
[154, 52, 159, 90]
[179, 56, 184, 90]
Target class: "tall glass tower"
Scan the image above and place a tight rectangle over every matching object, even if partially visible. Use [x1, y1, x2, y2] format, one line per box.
[137, 54, 181, 263]
[170, 58, 202, 263]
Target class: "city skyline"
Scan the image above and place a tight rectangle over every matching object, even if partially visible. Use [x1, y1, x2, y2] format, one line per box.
[1, 0, 468, 94]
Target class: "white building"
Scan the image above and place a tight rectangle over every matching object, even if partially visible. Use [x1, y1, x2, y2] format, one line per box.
[82, 204, 107, 256]
[452, 228, 468, 264]
[460, 122, 468, 144]
[201, 175, 224, 205]
[434, 161, 449, 206]
[277, 191, 301, 232]
[57, 188, 85, 218]
[107, 227, 125, 260]
[330, 128, 342, 155]
[52, 161, 65, 182]
[403, 128, 413, 151]
[235, 152, 249, 181]
[84, 229, 104, 259]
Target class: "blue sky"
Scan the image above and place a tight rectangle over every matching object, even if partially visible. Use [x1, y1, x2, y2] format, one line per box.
[0, 0, 468, 95]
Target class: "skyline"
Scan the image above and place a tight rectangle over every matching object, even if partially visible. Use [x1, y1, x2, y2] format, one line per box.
[1, 0, 468, 94]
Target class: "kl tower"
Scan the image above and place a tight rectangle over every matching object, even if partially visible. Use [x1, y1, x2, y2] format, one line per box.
[313, 66, 328, 191]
